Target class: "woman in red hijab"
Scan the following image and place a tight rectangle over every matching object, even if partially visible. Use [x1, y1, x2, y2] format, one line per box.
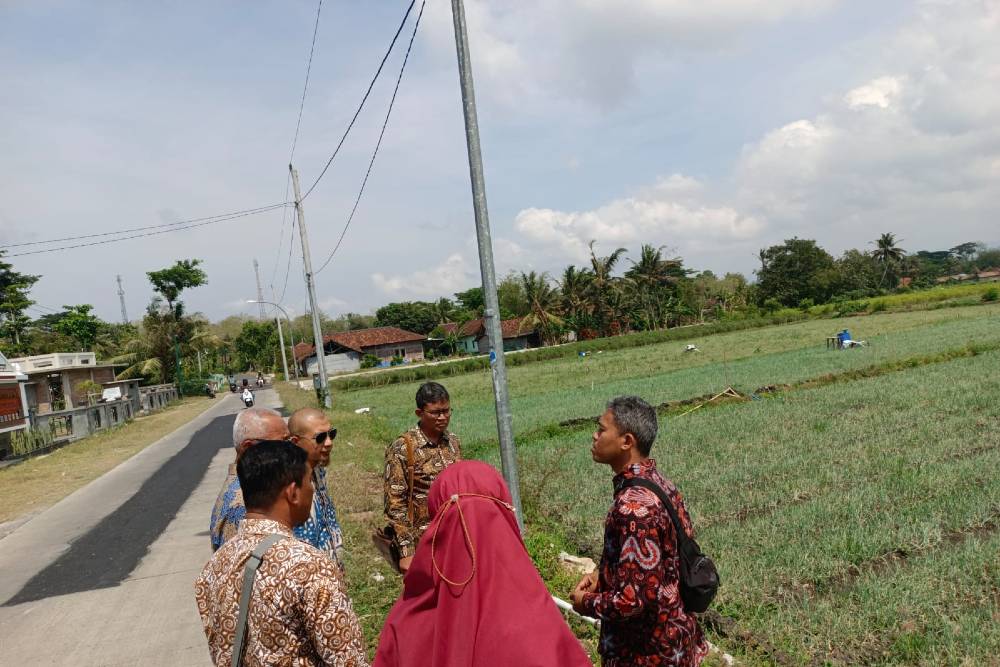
[374, 460, 593, 667]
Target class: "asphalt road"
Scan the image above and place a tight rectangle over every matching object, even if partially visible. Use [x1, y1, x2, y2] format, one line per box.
[0, 389, 281, 666]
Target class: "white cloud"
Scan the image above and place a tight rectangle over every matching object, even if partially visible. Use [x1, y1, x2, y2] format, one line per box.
[844, 76, 903, 110]
[514, 174, 762, 264]
[423, 0, 840, 109]
[371, 253, 475, 298]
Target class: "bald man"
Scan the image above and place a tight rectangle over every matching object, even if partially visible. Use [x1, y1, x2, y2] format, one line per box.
[289, 408, 345, 570]
[209, 406, 289, 551]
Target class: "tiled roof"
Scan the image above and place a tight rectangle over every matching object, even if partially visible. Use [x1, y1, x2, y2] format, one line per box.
[295, 327, 426, 360]
[440, 317, 533, 340]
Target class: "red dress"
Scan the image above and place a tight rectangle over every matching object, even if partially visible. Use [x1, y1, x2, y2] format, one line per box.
[581, 459, 707, 666]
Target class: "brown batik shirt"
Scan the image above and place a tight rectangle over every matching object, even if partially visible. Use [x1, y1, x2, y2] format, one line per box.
[194, 518, 368, 667]
[383, 425, 462, 558]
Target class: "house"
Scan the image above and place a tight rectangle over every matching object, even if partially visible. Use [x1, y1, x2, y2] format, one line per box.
[0, 350, 30, 458]
[295, 327, 426, 376]
[439, 317, 539, 354]
[7, 352, 120, 415]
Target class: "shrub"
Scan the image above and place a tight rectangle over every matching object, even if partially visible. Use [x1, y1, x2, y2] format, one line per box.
[360, 354, 380, 369]
[983, 287, 999, 302]
[798, 298, 815, 311]
[390, 355, 405, 367]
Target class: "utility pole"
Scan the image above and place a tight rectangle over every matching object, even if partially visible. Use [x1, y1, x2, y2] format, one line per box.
[252, 260, 266, 321]
[289, 164, 331, 408]
[116, 275, 129, 324]
[450, 0, 523, 528]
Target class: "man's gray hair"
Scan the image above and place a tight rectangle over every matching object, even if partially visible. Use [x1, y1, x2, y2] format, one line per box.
[232, 406, 283, 448]
[607, 396, 658, 457]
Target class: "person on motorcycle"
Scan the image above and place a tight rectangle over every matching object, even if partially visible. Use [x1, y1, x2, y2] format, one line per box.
[241, 386, 254, 407]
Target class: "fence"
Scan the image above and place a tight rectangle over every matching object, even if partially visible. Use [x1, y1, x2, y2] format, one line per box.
[139, 384, 178, 412]
[30, 397, 137, 446]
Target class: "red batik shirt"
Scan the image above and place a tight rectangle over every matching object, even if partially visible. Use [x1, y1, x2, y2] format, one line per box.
[581, 459, 708, 666]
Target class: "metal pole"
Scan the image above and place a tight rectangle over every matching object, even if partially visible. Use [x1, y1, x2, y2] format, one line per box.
[289, 164, 331, 408]
[116, 274, 129, 324]
[274, 311, 290, 382]
[449, 0, 523, 529]
[252, 260, 266, 321]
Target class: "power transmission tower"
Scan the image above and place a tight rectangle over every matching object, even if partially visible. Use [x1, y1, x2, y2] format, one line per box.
[252, 259, 266, 321]
[450, 0, 523, 528]
[116, 275, 129, 324]
[289, 164, 331, 409]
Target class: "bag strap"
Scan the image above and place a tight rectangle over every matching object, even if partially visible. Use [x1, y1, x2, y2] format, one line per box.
[403, 433, 417, 524]
[618, 477, 689, 547]
[231, 533, 284, 667]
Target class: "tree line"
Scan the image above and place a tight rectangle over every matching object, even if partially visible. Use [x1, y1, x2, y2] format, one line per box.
[1, 235, 997, 382]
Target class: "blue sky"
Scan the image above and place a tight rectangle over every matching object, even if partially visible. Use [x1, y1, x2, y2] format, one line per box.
[2, 0, 998, 323]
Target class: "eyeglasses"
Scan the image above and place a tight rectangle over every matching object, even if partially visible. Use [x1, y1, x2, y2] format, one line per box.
[314, 428, 337, 445]
[422, 408, 452, 418]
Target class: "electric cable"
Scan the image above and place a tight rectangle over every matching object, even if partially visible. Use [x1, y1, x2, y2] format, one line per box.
[1, 203, 287, 250]
[300, 0, 416, 201]
[315, 0, 425, 274]
[5, 204, 288, 257]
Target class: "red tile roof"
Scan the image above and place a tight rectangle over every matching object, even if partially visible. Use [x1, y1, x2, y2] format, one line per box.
[294, 327, 425, 360]
[440, 317, 533, 340]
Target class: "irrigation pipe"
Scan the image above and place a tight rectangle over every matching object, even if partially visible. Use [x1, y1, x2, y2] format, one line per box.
[552, 595, 600, 626]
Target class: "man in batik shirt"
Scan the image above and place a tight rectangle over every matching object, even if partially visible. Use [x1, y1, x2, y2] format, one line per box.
[209, 406, 289, 551]
[383, 381, 461, 573]
[289, 407, 345, 570]
[570, 395, 707, 667]
[196, 441, 367, 667]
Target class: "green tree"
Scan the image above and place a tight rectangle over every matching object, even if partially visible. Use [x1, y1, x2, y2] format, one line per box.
[147, 259, 207, 318]
[374, 301, 438, 334]
[0, 250, 40, 348]
[143, 259, 208, 383]
[587, 241, 627, 335]
[560, 265, 593, 331]
[453, 287, 484, 317]
[834, 249, 880, 296]
[755, 238, 837, 307]
[431, 298, 458, 325]
[496, 272, 529, 318]
[872, 233, 905, 288]
[234, 320, 279, 372]
[52, 304, 103, 351]
[519, 271, 563, 345]
[624, 244, 686, 329]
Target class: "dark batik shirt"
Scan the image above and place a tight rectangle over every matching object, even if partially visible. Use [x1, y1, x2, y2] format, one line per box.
[383, 426, 461, 558]
[582, 459, 708, 667]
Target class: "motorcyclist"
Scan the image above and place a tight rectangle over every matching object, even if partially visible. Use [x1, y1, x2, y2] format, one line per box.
[241, 385, 254, 407]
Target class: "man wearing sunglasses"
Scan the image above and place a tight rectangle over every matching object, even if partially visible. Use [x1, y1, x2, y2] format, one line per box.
[289, 407, 345, 571]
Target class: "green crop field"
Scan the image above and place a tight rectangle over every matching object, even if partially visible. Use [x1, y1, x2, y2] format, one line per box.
[303, 301, 1000, 665]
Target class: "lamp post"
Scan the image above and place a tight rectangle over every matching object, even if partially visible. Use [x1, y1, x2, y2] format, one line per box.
[247, 300, 298, 382]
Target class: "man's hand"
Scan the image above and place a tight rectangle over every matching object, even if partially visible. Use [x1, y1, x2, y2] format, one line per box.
[569, 571, 598, 614]
[398, 556, 414, 573]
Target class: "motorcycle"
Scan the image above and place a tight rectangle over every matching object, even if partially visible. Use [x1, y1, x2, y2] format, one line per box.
[242, 389, 255, 408]
[256, 377, 265, 388]
[229, 382, 238, 393]
[204, 384, 216, 399]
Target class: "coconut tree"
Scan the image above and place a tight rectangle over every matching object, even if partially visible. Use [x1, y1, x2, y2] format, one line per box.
[519, 271, 564, 345]
[587, 240, 627, 335]
[625, 244, 685, 330]
[872, 233, 905, 288]
[560, 265, 592, 332]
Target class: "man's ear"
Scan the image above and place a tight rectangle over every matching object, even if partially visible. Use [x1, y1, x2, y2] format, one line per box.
[414, 408, 421, 419]
[289, 434, 301, 444]
[620, 432, 637, 452]
[283, 480, 301, 506]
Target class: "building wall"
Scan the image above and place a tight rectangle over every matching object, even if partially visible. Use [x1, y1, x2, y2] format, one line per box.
[305, 352, 361, 377]
[368, 341, 424, 362]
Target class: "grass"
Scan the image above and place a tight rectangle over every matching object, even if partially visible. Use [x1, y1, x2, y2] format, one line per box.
[338, 302, 1000, 447]
[283, 302, 1000, 665]
[0, 396, 218, 525]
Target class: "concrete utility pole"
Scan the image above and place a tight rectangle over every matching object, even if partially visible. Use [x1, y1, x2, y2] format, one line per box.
[449, 0, 523, 528]
[289, 164, 331, 408]
[247, 298, 294, 382]
[252, 260, 266, 321]
[116, 275, 128, 324]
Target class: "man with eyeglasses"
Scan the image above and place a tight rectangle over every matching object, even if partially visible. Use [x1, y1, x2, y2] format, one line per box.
[289, 407, 345, 571]
[382, 381, 462, 573]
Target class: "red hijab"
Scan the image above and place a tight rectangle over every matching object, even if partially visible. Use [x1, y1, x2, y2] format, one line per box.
[374, 461, 592, 667]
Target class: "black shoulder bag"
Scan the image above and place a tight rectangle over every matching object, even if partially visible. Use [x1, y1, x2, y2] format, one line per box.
[619, 477, 719, 613]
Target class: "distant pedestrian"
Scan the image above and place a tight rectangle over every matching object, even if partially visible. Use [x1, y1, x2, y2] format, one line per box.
[379, 382, 461, 573]
[570, 396, 707, 666]
[209, 406, 289, 551]
[289, 407, 345, 570]
[195, 440, 368, 666]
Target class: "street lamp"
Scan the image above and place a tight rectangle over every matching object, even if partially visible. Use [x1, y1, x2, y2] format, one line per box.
[246, 300, 298, 382]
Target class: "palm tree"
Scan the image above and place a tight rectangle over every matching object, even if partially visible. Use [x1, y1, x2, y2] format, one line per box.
[432, 297, 458, 325]
[587, 240, 627, 335]
[560, 265, 592, 330]
[519, 271, 564, 345]
[872, 233, 905, 288]
[625, 244, 684, 330]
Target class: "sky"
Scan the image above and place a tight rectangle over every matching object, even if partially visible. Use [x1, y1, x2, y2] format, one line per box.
[1, 0, 998, 324]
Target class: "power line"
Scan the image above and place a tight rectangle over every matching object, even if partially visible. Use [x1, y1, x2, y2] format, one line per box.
[272, 0, 325, 286]
[5, 204, 288, 257]
[278, 214, 298, 304]
[300, 0, 416, 202]
[316, 0, 425, 274]
[0, 203, 287, 250]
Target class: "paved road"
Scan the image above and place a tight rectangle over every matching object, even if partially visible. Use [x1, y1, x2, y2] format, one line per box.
[0, 389, 282, 666]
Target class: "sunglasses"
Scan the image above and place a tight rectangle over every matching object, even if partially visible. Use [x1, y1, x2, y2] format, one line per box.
[314, 428, 338, 445]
